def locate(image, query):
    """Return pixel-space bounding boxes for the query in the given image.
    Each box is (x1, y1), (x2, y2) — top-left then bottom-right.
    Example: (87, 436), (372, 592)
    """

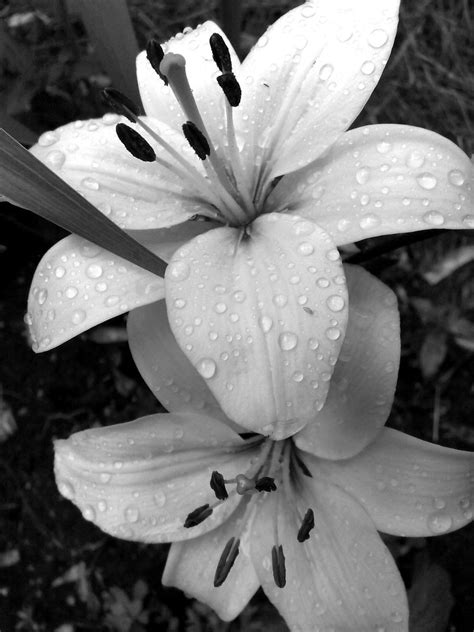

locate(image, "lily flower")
(26, 0), (474, 438)
(54, 266), (474, 631)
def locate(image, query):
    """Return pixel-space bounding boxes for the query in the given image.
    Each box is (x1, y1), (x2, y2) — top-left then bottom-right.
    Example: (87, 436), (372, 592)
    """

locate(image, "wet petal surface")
(165, 213), (348, 439)
(315, 428), (474, 537)
(55, 412), (255, 543)
(295, 265), (400, 459)
(270, 125), (474, 244)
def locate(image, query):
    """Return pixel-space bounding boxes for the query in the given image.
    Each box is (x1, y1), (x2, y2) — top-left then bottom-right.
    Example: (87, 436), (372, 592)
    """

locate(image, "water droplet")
(214, 302), (227, 314)
(54, 266), (66, 278)
(273, 293), (288, 307)
(65, 286), (78, 299)
(98, 500), (108, 512)
(423, 211), (445, 226)
(58, 480), (75, 499)
(292, 371), (304, 383)
(174, 298), (186, 309)
(326, 327), (341, 340)
(416, 173), (437, 190)
(427, 511), (453, 534)
(86, 263), (103, 279)
(298, 241), (314, 256)
(279, 331), (298, 351)
(355, 167), (370, 184)
(45, 150), (66, 169)
(168, 260), (190, 281)
(319, 64), (334, 81)
(82, 505), (96, 521)
(37, 288), (48, 305)
(293, 220), (315, 236)
(232, 290), (246, 303)
(81, 177), (100, 191)
(463, 215), (474, 228)
(390, 612), (403, 623)
(71, 309), (86, 325)
(38, 131), (59, 147)
(359, 214), (381, 229)
(326, 249), (340, 261)
(376, 141), (391, 154)
(105, 295), (119, 307)
(154, 490), (166, 507)
(448, 169), (465, 186)
(125, 505), (140, 523)
(259, 315), (273, 333)
(196, 357), (217, 379)
(361, 60), (375, 75)
(326, 295), (345, 312)
(406, 150), (425, 169)
(368, 28), (388, 48)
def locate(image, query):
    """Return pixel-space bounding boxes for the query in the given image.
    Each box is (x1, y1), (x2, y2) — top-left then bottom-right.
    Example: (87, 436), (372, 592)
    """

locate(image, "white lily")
(27, 0), (474, 438)
(55, 266), (474, 632)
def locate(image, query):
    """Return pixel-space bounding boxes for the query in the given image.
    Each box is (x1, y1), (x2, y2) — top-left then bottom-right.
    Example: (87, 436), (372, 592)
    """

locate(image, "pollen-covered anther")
(214, 536), (240, 587)
(297, 508), (315, 543)
(254, 476), (277, 492)
(184, 503), (213, 528)
(210, 470), (228, 500)
(271, 544), (286, 588)
(115, 123), (156, 162)
(101, 88), (139, 123)
(182, 121), (211, 160)
(209, 33), (233, 73)
(217, 72), (242, 107)
(146, 38), (168, 85)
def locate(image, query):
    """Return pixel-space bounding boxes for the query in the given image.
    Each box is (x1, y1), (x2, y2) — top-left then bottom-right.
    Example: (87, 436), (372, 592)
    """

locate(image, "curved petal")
(295, 265), (400, 459)
(128, 300), (242, 430)
(269, 125), (474, 245)
(137, 21), (240, 142)
(165, 213), (348, 439)
(236, 0), (399, 182)
(314, 428), (474, 537)
(54, 412), (257, 543)
(163, 499), (259, 622)
(31, 115), (211, 229)
(28, 221), (211, 352)
(251, 479), (408, 631)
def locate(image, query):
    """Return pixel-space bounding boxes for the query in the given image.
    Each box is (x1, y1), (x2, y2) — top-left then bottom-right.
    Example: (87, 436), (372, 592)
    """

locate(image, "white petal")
(251, 479), (408, 631)
(55, 412), (257, 542)
(137, 22), (240, 140)
(32, 116), (211, 229)
(295, 265), (400, 459)
(315, 428), (474, 537)
(163, 499), (259, 621)
(165, 213), (348, 439)
(236, 0), (399, 182)
(28, 221), (211, 351)
(269, 124), (474, 243)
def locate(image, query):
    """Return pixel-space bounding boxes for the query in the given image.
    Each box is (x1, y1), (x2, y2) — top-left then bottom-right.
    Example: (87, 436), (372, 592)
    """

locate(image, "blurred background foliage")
(0, 0), (473, 630)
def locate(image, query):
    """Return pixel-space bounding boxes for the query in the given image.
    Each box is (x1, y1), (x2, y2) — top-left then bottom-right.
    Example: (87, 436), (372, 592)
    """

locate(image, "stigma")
(183, 437), (315, 589)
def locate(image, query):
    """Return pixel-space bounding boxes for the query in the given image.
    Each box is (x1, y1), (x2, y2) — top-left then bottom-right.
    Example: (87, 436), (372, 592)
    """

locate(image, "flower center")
(103, 33), (261, 228)
(184, 436), (315, 589)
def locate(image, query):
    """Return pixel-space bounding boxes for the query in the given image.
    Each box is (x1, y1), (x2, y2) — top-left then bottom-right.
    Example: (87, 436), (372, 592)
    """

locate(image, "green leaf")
(0, 130), (166, 277)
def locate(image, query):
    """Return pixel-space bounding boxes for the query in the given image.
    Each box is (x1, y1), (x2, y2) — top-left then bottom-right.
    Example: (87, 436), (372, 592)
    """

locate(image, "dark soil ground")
(0, 1), (473, 630)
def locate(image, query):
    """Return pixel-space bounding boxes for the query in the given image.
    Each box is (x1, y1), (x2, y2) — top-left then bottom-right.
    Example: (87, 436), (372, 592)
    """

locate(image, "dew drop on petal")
(174, 298), (186, 309)
(71, 309), (86, 325)
(65, 286), (78, 299)
(416, 173), (437, 190)
(423, 211), (445, 226)
(273, 293), (288, 307)
(45, 150), (66, 169)
(406, 150), (425, 169)
(81, 177), (100, 191)
(259, 315), (273, 333)
(54, 266), (66, 279)
(196, 357), (217, 379)
(154, 490), (166, 507)
(361, 61), (376, 75)
(359, 214), (381, 229)
(279, 331), (298, 351)
(368, 28), (389, 48)
(82, 505), (96, 521)
(427, 511), (453, 534)
(319, 64), (333, 81)
(326, 295), (345, 312)
(325, 327), (341, 341)
(298, 241), (314, 256)
(355, 167), (370, 184)
(58, 480), (75, 499)
(86, 263), (103, 279)
(448, 169), (465, 186)
(125, 506), (140, 523)
(168, 260), (190, 281)
(38, 131), (59, 147)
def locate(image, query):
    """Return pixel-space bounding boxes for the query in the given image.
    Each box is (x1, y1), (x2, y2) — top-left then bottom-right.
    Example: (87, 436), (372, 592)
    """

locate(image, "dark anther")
(214, 537), (240, 587)
(182, 121), (211, 160)
(271, 545), (286, 588)
(146, 39), (168, 85)
(184, 503), (213, 528)
(294, 452), (312, 478)
(297, 508), (315, 543)
(217, 73), (241, 107)
(115, 123), (156, 162)
(255, 476), (277, 493)
(210, 470), (228, 501)
(102, 88), (139, 123)
(209, 33), (232, 73)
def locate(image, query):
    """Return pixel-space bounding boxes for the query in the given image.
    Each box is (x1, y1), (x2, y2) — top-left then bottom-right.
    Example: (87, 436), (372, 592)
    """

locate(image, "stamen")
(115, 123), (156, 162)
(210, 471), (228, 501)
(182, 121), (210, 160)
(209, 33), (233, 73)
(102, 88), (140, 123)
(297, 508), (315, 543)
(255, 476), (277, 492)
(146, 39), (168, 85)
(214, 537), (240, 587)
(234, 473), (257, 495)
(294, 451), (312, 478)
(184, 503), (213, 528)
(217, 73), (241, 107)
(271, 544), (286, 588)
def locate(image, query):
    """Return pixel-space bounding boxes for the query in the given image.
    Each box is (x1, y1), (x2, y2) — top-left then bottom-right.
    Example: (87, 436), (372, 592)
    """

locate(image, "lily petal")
(28, 221), (212, 352)
(251, 479), (408, 631)
(54, 412), (256, 542)
(163, 499), (259, 622)
(315, 428), (474, 537)
(270, 124), (474, 245)
(128, 299), (239, 428)
(165, 213), (348, 439)
(137, 22), (240, 141)
(236, 0), (399, 182)
(31, 116), (210, 229)
(295, 265), (400, 459)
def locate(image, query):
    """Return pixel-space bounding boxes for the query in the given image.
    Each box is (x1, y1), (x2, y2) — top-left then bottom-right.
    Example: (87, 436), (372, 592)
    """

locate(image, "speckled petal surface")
(314, 428), (474, 537)
(251, 479), (408, 632)
(165, 213), (348, 439)
(295, 265), (400, 459)
(269, 125), (474, 245)
(54, 412), (256, 543)
(235, 0), (399, 183)
(163, 499), (260, 622)
(31, 115), (212, 229)
(28, 221), (213, 352)
(128, 300), (239, 428)
(137, 21), (240, 143)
